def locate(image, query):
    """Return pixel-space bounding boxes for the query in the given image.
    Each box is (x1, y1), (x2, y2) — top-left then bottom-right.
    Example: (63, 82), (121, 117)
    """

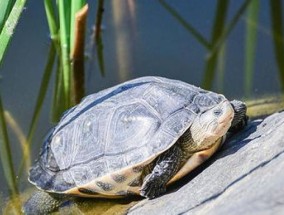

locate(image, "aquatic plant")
(0, 0), (27, 199)
(0, 0), (27, 66)
(159, 0), (256, 92)
(44, 0), (88, 118)
(0, 96), (18, 196)
(270, 0), (284, 91)
(245, 0), (259, 96)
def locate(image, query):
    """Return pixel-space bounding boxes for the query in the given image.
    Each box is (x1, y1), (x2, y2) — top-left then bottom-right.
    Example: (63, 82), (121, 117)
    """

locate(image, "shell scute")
(106, 102), (161, 154)
(105, 156), (127, 173)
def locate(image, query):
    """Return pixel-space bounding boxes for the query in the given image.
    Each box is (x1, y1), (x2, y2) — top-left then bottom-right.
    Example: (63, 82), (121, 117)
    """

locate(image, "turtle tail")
(22, 191), (66, 215)
(229, 100), (248, 132)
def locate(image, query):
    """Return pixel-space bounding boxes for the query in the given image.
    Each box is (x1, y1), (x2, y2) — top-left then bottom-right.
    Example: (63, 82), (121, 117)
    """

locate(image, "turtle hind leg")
(22, 190), (66, 214)
(140, 145), (183, 199)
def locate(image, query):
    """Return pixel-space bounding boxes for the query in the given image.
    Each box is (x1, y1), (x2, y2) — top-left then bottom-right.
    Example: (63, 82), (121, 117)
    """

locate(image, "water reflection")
(92, 0), (105, 76)
(244, 0), (259, 96)
(112, 0), (136, 81)
(270, 0), (284, 91)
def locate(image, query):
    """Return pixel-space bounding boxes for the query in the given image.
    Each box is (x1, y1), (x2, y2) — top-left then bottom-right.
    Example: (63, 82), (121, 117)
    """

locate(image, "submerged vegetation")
(0, 0), (284, 213)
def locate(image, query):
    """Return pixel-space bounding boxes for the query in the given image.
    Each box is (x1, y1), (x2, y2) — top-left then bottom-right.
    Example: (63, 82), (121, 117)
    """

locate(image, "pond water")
(0, 0), (284, 214)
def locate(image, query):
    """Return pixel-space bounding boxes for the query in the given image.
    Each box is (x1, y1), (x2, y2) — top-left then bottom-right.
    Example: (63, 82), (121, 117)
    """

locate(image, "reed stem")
(58, 0), (71, 108)
(0, 0), (27, 66)
(0, 96), (18, 196)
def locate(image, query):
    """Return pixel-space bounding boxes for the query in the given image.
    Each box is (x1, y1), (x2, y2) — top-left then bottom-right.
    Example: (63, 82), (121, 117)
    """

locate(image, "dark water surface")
(0, 0), (284, 213)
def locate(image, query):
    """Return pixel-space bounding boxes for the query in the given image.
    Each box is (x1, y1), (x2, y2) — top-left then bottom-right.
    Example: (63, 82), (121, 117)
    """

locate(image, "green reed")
(44, 0), (87, 120)
(202, 0), (229, 89)
(0, 0), (26, 198)
(159, 0), (253, 91)
(270, 0), (284, 91)
(17, 43), (57, 177)
(44, 0), (58, 41)
(0, 0), (90, 191)
(158, 0), (210, 49)
(0, 0), (27, 66)
(42, 0), (104, 121)
(94, 0), (105, 76)
(58, 0), (72, 108)
(203, 0), (253, 90)
(245, 0), (259, 97)
(216, 42), (227, 92)
(0, 0), (15, 32)
(0, 96), (18, 196)
(19, 0), (92, 175)
(94, 31), (105, 77)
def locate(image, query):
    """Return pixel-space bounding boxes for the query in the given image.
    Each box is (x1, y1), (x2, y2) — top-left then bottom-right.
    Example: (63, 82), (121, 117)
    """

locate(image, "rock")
(127, 111), (284, 215)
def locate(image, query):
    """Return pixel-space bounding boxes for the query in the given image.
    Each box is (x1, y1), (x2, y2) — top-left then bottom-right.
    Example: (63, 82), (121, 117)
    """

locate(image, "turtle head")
(191, 100), (234, 149)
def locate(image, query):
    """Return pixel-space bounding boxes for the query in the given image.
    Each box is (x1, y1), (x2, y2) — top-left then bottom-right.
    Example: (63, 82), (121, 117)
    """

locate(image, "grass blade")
(58, 0), (71, 108)
(51, 58), (66, 122)
(18, 42), (56, 176)
(245, 0), (259, 97)
(44, 0), (58, 41)
(92, 0), (105, 76)
(158, 0), (211, 49)
(94, 0), (104, 41)
(0, 95), (18, 196)
(270, 0), (284, 90)
(26, 43), (56, 146)
(216, 42), (227, 92)
(4, 111), (29, 172)
(96, 34), (105, 76)
(0, 0), (15, 32)
(209, 0), (252, 57)
(202, 0), (229, 89)
(0, 0), (27, 66)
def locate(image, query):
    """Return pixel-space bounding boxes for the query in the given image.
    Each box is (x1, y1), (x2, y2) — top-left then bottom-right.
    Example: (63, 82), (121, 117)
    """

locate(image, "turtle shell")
(29, 76), (226, 196)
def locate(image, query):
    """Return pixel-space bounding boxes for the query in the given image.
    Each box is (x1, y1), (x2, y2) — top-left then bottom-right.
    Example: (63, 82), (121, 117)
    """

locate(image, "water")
(0, 0), (284, 213)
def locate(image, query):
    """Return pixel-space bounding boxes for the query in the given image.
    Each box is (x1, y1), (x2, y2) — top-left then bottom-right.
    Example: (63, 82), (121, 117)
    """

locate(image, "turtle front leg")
(140, 145), (183, 199)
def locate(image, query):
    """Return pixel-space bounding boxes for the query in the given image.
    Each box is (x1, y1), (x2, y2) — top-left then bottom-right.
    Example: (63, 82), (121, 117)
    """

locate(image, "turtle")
(23, 76), (248, 214)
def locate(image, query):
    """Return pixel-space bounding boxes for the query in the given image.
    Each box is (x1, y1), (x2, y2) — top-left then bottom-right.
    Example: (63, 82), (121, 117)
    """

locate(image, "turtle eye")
(213, 109), (222, 116)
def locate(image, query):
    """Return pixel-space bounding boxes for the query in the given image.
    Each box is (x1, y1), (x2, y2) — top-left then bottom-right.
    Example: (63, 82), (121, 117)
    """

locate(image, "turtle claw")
(140, 175), (166, 199)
